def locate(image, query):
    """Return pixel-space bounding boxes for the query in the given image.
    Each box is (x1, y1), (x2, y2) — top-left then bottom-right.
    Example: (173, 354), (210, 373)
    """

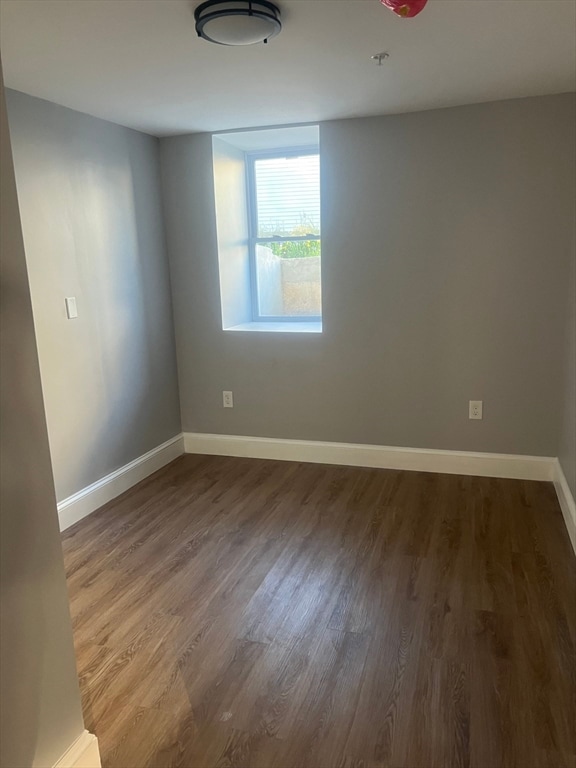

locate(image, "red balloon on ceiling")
(380, 0), (428, 18)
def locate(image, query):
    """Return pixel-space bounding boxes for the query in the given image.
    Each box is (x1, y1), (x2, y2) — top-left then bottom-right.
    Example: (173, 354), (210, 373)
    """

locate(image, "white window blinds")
(253, 154), (321, 239)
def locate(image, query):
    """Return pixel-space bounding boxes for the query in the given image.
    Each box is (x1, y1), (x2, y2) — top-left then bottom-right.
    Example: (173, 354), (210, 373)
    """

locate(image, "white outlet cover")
(469, 400), (483, 420)
(223, 391), (234, 408)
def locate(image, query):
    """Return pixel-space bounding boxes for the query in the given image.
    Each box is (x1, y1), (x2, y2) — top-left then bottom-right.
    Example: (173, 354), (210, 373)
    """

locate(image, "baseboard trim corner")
(53, 731), (101, 768)
(183, 432), (555, 482)
(57, 434), (184, 531)
(554, 459), (576, 555)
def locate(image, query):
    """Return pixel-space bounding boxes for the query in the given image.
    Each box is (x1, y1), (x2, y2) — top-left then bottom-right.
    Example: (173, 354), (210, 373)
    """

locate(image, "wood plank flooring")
(62, 455), (576, 768)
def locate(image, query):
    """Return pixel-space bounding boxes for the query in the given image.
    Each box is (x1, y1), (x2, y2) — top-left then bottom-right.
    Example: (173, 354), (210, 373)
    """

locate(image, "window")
(212, 126), (322, 333)
(247, 150), (321, 321)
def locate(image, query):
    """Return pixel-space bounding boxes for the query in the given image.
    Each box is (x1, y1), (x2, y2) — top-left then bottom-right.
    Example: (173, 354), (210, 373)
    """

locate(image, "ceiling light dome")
(194, 1), (282, 46)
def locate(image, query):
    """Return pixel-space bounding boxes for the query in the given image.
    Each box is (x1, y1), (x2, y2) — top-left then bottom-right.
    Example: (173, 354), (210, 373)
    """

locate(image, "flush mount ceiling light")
(194, 0), (282, 46)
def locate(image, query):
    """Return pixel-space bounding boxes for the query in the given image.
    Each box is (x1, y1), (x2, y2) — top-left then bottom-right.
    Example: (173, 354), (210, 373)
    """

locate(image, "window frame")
(246, 147), (322, 323)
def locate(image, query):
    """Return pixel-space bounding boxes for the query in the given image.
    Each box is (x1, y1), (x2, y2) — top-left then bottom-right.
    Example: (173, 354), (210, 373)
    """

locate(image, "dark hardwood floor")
(62, 455), (576, 768)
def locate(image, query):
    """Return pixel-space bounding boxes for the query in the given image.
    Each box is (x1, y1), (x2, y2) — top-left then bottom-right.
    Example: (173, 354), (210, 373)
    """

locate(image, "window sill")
(225, 321), (322, 334)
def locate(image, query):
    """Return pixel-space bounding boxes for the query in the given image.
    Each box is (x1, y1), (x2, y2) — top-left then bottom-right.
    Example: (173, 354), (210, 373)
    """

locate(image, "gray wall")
(6, 90), (181, 502)
(558, 220), (576, 496)
(160, 95), (575, 457)
(1, 69), (85, 768)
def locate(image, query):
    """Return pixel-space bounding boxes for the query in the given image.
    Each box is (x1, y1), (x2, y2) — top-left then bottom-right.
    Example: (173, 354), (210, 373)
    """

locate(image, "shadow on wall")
(1, 259), (45, 767)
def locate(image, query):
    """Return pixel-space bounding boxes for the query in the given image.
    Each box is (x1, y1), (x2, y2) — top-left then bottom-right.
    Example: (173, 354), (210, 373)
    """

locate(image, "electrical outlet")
(223, 391), (234, 409)
(469, 400), (483, 420)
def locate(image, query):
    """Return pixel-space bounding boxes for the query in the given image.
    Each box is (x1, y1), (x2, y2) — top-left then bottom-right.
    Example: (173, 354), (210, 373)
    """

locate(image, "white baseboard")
(53, 731), (101, 768)
(57, 434), (184, 531)
(554, 459), (576, 555)
(183, 432), (555, 482)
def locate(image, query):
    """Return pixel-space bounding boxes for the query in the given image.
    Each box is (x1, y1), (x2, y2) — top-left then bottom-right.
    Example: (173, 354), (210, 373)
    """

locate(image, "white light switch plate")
(65, 297), (78, 319)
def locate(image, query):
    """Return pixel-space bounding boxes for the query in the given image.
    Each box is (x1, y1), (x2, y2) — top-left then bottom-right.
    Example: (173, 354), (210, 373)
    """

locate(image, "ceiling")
(1, 0), (575, 136)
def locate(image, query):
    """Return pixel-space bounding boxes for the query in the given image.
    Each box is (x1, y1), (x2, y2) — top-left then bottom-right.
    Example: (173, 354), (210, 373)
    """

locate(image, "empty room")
(0, 1), (575, 767)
